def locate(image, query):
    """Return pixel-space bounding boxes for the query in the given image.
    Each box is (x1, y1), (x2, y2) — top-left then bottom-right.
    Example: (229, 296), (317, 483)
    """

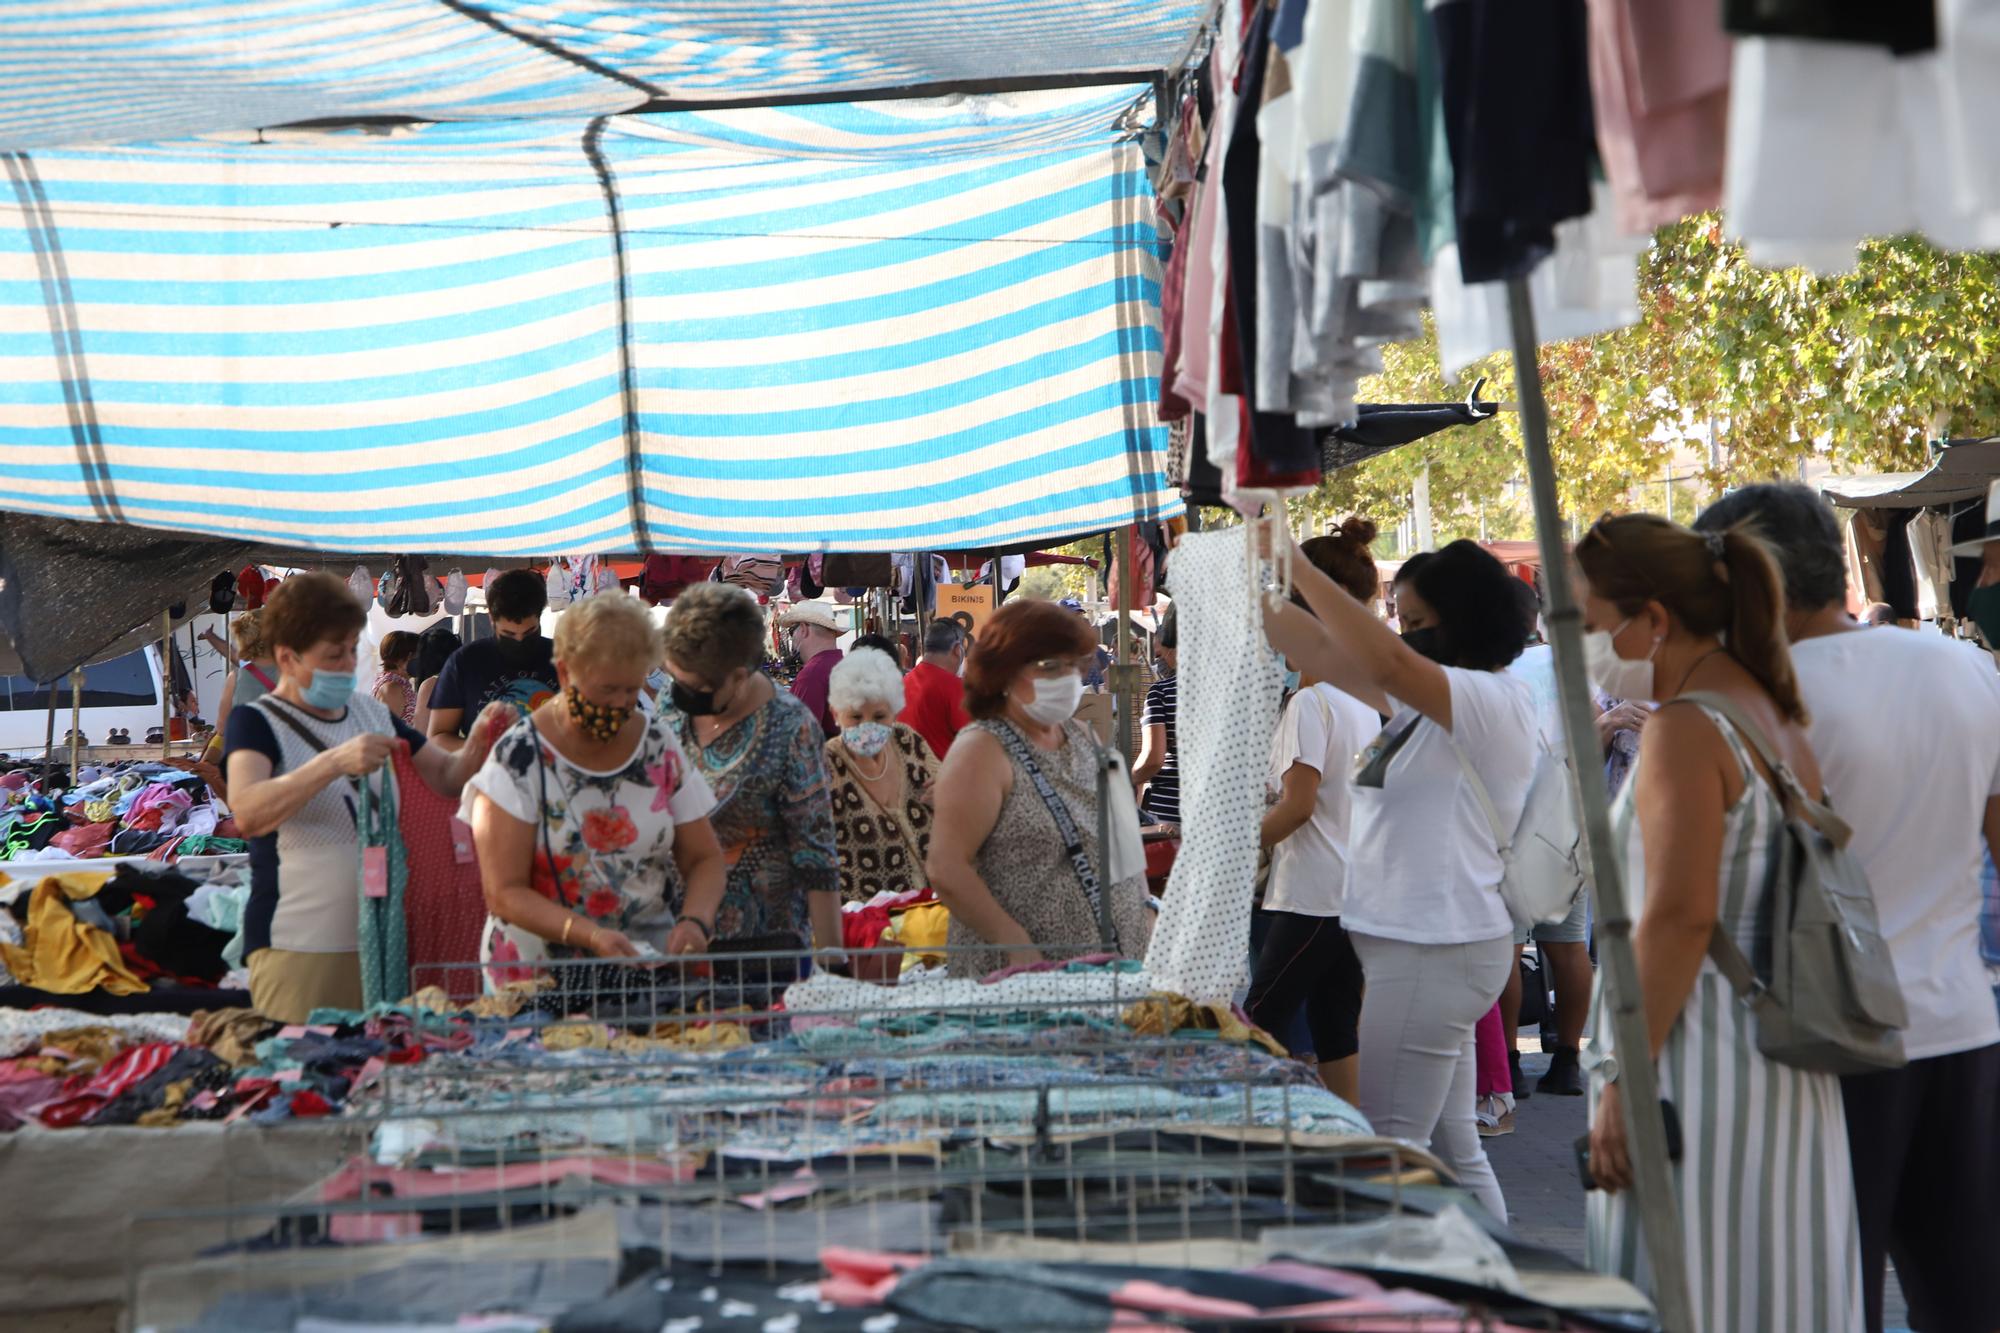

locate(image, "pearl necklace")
(845, 744), (892, 783)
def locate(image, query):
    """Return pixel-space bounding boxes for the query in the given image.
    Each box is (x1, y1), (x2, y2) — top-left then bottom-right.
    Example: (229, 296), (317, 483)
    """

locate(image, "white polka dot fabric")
(1143, 528), (1283, 1002)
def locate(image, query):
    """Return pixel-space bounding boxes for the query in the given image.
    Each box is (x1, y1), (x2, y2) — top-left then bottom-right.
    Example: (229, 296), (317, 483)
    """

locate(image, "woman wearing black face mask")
(463, 592), (728, 990)
(660, 584), (843, 959)
(1264, 537), (1536, 1224)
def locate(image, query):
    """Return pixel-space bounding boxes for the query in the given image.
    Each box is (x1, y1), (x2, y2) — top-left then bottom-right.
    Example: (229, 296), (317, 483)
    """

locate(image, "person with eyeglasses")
(658, 584), (842, 959)
(926, 599), (1153, 979)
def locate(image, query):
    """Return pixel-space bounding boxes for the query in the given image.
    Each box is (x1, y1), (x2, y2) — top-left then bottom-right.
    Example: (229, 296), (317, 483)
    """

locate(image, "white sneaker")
(1475, 1093), (1515, 1137)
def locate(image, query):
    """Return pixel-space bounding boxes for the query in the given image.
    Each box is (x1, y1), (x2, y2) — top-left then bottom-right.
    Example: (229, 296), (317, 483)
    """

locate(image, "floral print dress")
(461, 714), (715, 981)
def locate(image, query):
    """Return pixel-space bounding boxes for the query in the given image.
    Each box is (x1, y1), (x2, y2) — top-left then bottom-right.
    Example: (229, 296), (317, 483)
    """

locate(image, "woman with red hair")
(925, 599), (1153, 977)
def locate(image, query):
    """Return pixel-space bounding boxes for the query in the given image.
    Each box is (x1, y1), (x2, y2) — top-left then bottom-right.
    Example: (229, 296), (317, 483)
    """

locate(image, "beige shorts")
(248, 948), (363, 1024)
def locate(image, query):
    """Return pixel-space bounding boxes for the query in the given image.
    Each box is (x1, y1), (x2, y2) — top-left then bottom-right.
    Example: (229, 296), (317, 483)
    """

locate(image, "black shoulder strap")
(990, 722), (1102, 917)
(526, 718), (567, 932)
(256, 695), (332, 753)
(255, 696), (357, 825)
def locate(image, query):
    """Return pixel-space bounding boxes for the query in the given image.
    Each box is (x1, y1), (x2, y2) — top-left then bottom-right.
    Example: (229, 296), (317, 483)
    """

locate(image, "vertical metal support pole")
(161, 611), (174, 759)
(1507, 277), (1693, 1333)
(42, 685), (57, 767)
(1115, 525), (1137, 762)
(1093, 746), (1116, 951)
(68, 668), (83, 787)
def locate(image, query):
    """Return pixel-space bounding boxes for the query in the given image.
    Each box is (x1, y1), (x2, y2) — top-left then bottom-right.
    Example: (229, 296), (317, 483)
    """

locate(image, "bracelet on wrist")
(683, 915), (713, 941)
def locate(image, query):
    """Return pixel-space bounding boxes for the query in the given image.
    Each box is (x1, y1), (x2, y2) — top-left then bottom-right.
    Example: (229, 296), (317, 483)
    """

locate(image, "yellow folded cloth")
(0, 872), (147, 996)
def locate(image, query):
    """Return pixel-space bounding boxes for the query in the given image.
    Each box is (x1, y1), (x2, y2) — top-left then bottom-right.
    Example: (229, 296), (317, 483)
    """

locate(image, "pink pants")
(1475, 1003), (1512, 1097)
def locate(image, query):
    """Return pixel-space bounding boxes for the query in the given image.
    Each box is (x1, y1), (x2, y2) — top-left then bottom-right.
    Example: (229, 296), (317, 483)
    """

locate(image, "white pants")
(1351, 931), (1515, 1221)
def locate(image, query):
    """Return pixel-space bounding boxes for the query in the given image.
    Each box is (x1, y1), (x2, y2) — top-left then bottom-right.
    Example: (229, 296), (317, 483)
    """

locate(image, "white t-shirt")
(1264, 683), (1382, 917)
(1508, 642), (1564, 746)
(1342, 668), (1538, 945)
(1791, 628), (2000, 1060)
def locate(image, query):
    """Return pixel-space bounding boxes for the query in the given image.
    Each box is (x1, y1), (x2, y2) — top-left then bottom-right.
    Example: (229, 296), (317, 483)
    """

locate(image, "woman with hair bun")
(1573, 513), (1860, 1332)
(1265, 532), (1536, 1222)
(925, 599), (1153, 978)
(1244, 517), (1385, 1105)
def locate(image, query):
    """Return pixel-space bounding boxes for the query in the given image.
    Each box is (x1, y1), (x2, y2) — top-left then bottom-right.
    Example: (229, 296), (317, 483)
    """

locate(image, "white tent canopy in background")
(0, 3), (1202, 557)
(0, 0), (1209, 147)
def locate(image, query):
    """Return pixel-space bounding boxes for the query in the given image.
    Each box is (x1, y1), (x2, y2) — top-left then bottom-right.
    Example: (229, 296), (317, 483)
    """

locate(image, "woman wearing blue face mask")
(824, 647), (938, 904)
(224, 572), (511, 1022)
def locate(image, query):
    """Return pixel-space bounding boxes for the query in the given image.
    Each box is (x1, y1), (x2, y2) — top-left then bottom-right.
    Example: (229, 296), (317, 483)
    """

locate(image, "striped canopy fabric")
(0, 1), (1207, 150)
(0, 88), (1174, 555)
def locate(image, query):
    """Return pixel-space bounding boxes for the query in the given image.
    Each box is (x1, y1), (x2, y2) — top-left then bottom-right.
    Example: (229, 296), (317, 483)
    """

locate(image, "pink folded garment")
(313, 1154), (696, 1202)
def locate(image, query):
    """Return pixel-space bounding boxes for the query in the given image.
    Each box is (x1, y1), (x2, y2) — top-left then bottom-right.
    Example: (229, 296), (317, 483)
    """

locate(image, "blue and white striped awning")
(1, 87), (1174, 555)
(0, 0), (1207, 150)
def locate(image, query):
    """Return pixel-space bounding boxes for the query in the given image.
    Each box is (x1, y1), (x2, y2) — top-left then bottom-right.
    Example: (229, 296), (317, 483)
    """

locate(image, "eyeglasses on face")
(1025, 656), (1090, 678)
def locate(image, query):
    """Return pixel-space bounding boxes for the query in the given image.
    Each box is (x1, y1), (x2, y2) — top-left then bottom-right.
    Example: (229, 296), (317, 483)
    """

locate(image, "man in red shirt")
(898, 620), (970, 757)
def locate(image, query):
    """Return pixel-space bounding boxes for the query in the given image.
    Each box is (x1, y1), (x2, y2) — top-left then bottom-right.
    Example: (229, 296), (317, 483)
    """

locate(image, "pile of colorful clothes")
(0, 865), (251, 1013)
(154, 1169), (1657, 1331)
(0, 961), (1359, 1147)
(0, 762), (242, 862)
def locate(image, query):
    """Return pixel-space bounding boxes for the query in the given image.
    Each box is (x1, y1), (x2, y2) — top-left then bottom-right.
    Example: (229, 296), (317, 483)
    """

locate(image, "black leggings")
(1244, 911), (1364, 1061)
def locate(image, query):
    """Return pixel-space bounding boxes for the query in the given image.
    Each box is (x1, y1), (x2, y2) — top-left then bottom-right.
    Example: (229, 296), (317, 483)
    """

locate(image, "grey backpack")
(1681, 691), (1908, 1075)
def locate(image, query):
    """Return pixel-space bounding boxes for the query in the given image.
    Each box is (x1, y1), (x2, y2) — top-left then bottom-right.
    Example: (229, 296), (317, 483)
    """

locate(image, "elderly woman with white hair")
(824, 646), (940, 903)
(464, 591), (728, 981)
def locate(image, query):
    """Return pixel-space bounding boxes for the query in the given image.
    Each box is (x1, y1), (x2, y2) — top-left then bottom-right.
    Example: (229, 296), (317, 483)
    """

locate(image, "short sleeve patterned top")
(665, 691), (839, 946)
(462, 715), (715, 970)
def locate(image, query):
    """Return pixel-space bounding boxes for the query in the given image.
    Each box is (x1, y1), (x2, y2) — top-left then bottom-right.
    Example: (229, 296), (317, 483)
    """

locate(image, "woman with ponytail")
(1573, 513), (1861, 1332)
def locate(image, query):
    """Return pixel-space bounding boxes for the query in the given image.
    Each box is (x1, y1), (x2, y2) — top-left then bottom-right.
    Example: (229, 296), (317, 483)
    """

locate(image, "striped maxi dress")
(1585, 704), (1862, 1333)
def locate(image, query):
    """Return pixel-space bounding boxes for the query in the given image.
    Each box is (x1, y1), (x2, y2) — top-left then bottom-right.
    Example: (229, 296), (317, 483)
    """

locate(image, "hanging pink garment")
(1586, 0), (1729, 233)
(393, 748), (486, 1000)
(1475, 1002), (1512, 1097)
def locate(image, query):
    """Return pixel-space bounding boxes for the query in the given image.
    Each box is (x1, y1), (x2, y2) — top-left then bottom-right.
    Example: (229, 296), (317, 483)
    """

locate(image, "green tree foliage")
(1298, 216), (2000, 541)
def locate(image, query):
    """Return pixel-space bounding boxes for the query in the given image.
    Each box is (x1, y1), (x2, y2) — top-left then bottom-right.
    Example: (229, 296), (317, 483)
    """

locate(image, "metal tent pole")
(68, 669), (83, 787)
(161, 611), (174, 760)
(1505, 277), (1694, 1333)
(1115, 525), (1137, 763)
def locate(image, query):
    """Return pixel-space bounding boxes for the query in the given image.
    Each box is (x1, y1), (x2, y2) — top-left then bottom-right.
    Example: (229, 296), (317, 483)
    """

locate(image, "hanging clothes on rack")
(1722, 15), (2000, 275)
(1429, 0), (1596, 284)
(1586, 0), (1730, 234)
(1910, 509), (1957, 622)
(1723, 0), (1937, 54)
(1224, 0), (1318, 491)
(1143, 526), (1282, 1002)
(1198, 0), (1250, 506)
(1286, 0), (1437, 429)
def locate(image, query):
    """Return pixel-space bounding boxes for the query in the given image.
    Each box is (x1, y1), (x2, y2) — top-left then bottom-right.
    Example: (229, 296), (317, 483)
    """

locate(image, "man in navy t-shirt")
(427, 569), (559, 750)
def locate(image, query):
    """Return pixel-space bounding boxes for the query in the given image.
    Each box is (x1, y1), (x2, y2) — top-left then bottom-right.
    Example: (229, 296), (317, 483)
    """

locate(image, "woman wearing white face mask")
(1574, 514), (1861, 1333)
(824, 647), (939, 903)
(927, 599), (1154, 977)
